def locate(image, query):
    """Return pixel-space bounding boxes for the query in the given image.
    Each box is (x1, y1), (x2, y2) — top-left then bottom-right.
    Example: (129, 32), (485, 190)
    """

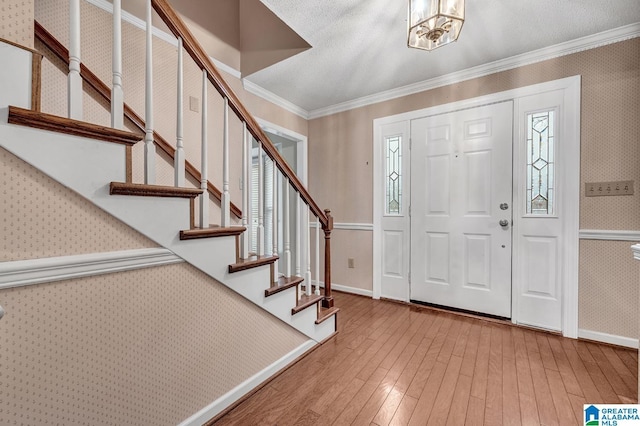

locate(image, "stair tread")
(265, 276), (303, 297)
(292, 293), (323, 315)
(316, 306), (340, 324)
(8, 106), (142, 146)
(110, 182), (202, 198)
(228, 255), (279, 273)
(180, 226), (246, 240)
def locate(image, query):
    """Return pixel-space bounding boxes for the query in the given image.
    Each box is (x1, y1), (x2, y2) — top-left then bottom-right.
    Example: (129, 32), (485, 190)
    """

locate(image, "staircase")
(0, 0), (338, 344)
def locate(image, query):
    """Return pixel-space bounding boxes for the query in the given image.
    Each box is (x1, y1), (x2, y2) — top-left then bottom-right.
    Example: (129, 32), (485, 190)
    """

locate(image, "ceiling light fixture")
(408, 0), (465, 51)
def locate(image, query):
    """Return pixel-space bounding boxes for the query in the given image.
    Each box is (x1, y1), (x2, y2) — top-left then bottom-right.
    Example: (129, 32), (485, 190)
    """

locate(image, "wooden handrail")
(151, 0), (328, 229)
(34, 20), (242, 219)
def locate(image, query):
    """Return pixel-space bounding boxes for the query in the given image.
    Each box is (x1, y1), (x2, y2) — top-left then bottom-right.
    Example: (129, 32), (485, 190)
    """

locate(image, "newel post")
(322, 209), (334, 308)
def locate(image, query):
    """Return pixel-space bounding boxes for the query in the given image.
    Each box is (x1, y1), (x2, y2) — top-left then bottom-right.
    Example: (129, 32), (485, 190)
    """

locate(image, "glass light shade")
(408, 0), (465, 51)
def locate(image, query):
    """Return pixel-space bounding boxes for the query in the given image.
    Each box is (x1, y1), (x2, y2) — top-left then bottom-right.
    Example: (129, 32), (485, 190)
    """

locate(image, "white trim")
(309, 222), (373, 231)
(0, 248), (183, 289)
(373, 76), (581, 338)
(332, 283), (373, 297)
(312, 281), (373, 298)
(178, 339), (316, 426)
(86, 0), (177, 46)
(244, 80), (309, 120)
(212, 57), (241, 80)
(578, 329), (638, 349)
(579, 229), (640, 241)
(308, 24), (640, 119)
(562, 77), (582, 339)
(633, 244), (640, 261)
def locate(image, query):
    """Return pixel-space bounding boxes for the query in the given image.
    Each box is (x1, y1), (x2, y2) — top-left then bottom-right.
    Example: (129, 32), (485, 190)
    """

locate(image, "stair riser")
(0, 42), (33, 111)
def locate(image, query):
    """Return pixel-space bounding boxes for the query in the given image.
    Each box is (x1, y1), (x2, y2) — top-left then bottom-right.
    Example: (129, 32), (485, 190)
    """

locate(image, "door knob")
(499, 219), (509, 227)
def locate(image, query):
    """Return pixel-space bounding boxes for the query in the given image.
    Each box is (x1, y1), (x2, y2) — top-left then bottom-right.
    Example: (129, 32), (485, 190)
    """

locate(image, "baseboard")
(578, 329), (638, 349)
(0, 248), (183, 289)
(178, 339), (316, 426)
(311, 280), (372, 297)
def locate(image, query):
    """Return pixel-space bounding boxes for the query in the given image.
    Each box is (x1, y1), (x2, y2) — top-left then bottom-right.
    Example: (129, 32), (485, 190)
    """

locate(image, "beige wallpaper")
(0, 0), (33, 48)
(0, 262), (308, 424)
(579, 240), (638, 339)
(0, 147), (157, 261)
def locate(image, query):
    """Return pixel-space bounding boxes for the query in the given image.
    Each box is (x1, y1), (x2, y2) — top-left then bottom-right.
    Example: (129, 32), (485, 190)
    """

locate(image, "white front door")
(410, 101), (514, 318)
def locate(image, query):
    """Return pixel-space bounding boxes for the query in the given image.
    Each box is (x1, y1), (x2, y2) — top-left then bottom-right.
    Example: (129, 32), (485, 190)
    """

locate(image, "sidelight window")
(385, 135), (402, 215)
(526, 110), (555, 215)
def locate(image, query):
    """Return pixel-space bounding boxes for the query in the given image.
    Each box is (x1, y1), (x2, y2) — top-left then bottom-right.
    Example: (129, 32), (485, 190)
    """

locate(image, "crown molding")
(83, 0), (639, 122)
(307, 23), (640, 119)
(242, 79), (309, 119)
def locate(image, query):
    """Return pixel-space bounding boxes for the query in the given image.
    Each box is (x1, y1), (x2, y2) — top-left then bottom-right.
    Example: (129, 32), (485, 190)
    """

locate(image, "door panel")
(410, 101), (513, 318)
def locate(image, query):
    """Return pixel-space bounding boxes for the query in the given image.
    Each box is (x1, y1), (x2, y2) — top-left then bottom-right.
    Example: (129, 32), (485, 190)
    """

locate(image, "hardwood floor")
(213, 292), (638, 425)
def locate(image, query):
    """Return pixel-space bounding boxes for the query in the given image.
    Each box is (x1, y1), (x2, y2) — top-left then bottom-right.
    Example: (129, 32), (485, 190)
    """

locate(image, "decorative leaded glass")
(526, 111), (555, 215)
(385, 136), (402, 215)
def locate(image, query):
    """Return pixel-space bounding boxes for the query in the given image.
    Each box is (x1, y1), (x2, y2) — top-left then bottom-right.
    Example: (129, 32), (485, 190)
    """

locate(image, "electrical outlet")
(189, 96), (199, 112)
(348, 258), (355, 268)
(585, 180), (634, 197)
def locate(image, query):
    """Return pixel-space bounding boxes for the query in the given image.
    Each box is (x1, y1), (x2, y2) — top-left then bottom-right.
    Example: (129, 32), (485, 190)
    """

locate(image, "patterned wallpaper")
(579, 240), (638, 339)
(0, 263), (308, 424)
(0, 147), (157, 261)
(0, 0), (33, 48)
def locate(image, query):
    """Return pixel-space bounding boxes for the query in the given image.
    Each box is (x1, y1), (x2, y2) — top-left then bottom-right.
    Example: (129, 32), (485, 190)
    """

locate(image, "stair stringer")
(0, 119), (335, 342)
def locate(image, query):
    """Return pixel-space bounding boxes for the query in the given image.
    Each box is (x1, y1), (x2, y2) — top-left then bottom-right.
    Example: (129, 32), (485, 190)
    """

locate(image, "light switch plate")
(585, 180), (634, 197)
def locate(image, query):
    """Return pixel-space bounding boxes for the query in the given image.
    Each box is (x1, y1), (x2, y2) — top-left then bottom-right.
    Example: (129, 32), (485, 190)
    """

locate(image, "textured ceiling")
(244, 0), (640, 113)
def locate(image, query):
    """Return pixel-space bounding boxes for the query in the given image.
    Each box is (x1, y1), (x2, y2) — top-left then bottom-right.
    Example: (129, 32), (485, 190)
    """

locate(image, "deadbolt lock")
(500, 203), (509, 210)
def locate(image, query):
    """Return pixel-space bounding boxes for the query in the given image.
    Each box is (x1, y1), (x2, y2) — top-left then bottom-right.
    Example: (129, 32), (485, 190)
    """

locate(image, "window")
(526, 110), (555, 215)
(385, 135), (402, 215)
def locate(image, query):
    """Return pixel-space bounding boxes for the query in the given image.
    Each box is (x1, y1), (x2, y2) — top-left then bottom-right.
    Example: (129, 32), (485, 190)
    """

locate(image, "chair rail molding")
(579, 229), (640, 241)
(309, 222), (373, 231)
(0, 248), (183, 289)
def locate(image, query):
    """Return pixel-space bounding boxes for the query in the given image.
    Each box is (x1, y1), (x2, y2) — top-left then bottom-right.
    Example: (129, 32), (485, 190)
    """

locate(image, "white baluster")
(305, 206), (312, 296)
(295, 196), (301, 299)
(241, 122), (250, 259)
(143, 0), (155, 184)
(257, 146), (264, 256)
(272, 164), (279, 282)
(68, 0), (82, 120)
(283, 179), (291, 277)
(174, 37), (185, 187)
(221, 98), (230, 226)
(111, 0), (123, 129)
(199, 70), (208, 228)
(294, 198), (302, 277)
(315, 217), (320, 295)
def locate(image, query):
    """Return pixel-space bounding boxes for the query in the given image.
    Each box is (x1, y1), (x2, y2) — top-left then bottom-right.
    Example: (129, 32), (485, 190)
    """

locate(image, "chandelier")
(408, 0), (465, 51)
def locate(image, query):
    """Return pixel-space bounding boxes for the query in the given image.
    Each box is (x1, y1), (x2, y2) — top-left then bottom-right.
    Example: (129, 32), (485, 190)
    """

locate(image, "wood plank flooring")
(213, 292), (638, 425)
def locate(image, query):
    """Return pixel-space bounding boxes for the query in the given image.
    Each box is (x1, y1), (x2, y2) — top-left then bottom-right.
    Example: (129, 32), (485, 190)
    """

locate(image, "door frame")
(256, 117), (310, 277)
(373, 76), (581, 337)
